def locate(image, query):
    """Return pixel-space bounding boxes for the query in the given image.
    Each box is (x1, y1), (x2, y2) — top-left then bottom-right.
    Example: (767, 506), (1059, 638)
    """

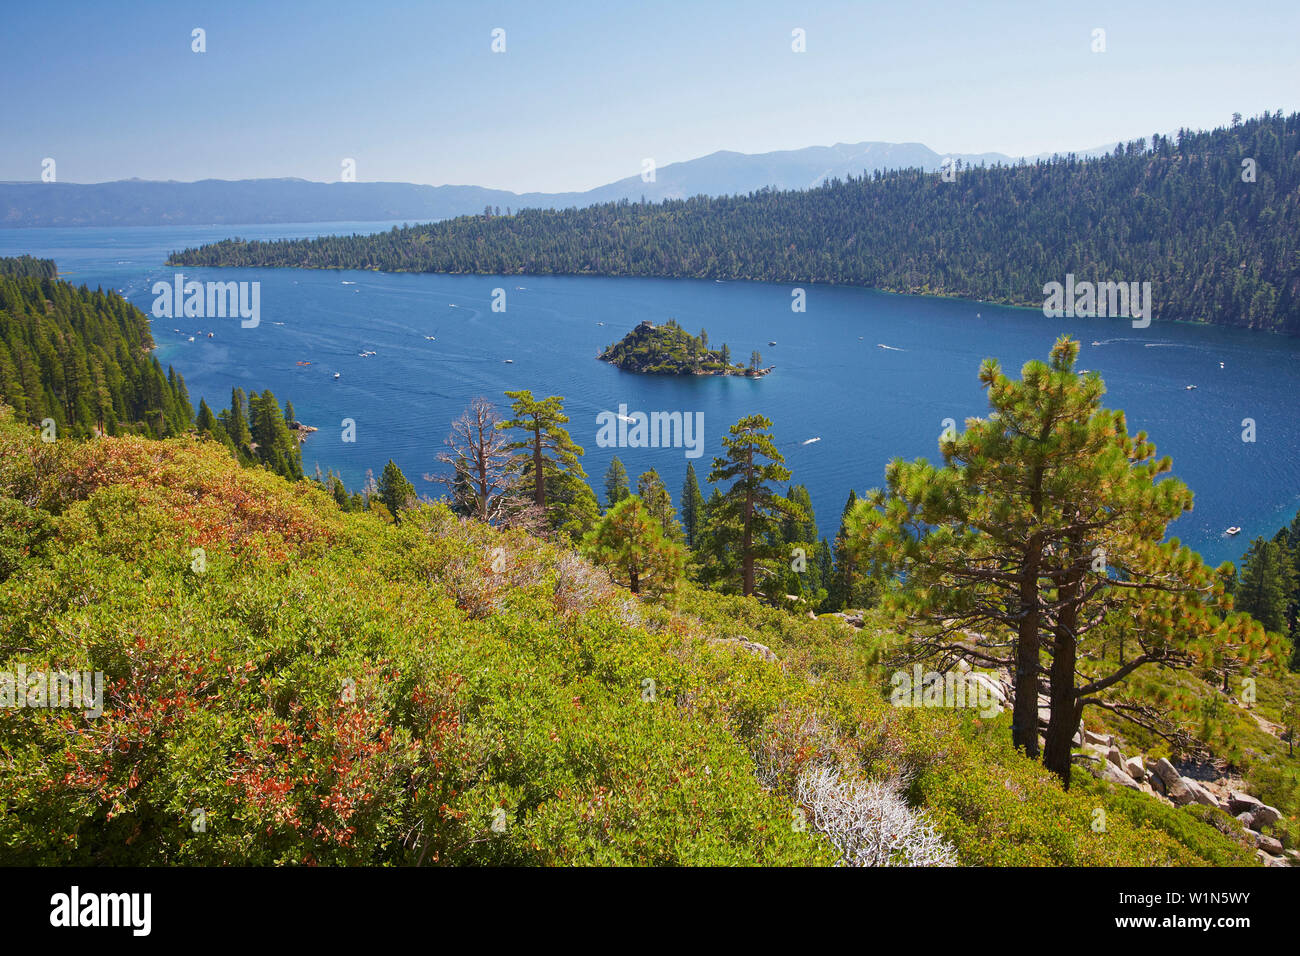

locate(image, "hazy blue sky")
(3, 0), (1297, 191)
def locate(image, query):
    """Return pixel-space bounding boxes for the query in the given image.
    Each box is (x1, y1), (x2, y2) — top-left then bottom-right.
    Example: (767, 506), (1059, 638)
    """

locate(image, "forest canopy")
(170, 112), (1300, 332)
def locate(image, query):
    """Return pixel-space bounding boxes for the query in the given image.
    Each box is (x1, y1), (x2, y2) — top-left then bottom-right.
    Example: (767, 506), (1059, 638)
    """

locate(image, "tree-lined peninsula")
(169, 113), (1300, 332)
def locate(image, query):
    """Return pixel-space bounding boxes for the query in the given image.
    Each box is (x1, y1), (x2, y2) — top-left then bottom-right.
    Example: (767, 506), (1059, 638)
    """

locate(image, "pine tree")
(499, 390), (586, 515)
(851, 336), (1282, 785)
(707, 414), (801, 597)
(222, 387), (252, 460)
(770, 484), (824, 608)
(603, 457), (631, 508)
(1236, 537), (1296, 634)
(543, 468), (602, 541)
(828, 490), (875, 611)
(581, 495), (684, 596)
(693, 487), (736, 589)
(376, 459), (416, 525)
(195, 398), (218, 435)
(636, 468), (682, 542)
(680, 462), (706, 549)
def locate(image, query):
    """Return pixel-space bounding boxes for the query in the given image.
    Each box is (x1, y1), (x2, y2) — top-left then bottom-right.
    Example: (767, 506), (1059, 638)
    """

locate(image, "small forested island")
(599, 320), (771, 376)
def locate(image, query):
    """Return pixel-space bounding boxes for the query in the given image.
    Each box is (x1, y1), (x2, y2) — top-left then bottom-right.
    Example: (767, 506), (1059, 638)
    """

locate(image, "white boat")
(187, 336), (195, 342)
(1185, 384), (1197, 390)
(1226, 526), (1241, 535)
(1219, 362), (1225, 369)
(504, 359), (514, 364)
(334, 372), (341, 379)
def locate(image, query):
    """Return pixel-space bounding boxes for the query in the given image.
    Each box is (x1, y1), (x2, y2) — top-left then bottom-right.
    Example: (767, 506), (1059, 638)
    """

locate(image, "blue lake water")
(3, 222), (1299, 568)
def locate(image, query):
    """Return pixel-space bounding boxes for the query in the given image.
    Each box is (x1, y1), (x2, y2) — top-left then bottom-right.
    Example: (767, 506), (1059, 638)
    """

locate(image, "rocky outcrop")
(710, 636), (779, 664)
(1101, 761), (1141, 791)
(1228, 791), (1264, 815)
(1073, 743), (1289, 864)
(1252, 804), (1282, 830)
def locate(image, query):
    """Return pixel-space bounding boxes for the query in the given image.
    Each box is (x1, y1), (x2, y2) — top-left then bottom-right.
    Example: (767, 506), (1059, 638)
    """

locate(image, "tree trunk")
(741, 448), (755, 596)
(1012, 614), (1041, 759)
(1044, 552), (1087, 786)
(741, 520), (754, 595)
(532, 422), (545, 509)
(1011, 539), (1042, 758)
(1042, 632), (1080, 787)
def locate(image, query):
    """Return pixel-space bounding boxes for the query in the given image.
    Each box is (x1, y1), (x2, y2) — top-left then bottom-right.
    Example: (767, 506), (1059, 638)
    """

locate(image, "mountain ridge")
(0, 139), (1113, 228)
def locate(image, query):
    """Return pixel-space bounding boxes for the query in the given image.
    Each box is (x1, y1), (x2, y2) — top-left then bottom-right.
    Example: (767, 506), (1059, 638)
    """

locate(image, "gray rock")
(1083, 730), (1111, 747)
(1252, 804), (1283, 830)
(1153, 758), (1192, 804)
(1148, 771), (1167, 796)
(1106, 746), (1126, 769)
(1182, 777), (1220, 808)
(1124, 756), (1146, 780)
(711, 637), (779, 664)
(1256, 833), (1284, 855)
(1228, 791), (1265, 815)
(1102, 761), (1141, 791)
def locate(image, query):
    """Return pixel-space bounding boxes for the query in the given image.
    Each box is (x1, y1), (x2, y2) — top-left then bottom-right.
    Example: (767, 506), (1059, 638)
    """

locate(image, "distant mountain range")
(0, 141), (1114, 228)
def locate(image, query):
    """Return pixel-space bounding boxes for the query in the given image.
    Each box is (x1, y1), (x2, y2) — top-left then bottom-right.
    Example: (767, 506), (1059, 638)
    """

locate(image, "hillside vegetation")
(0, 259), (192, 439)
(0, 406), (1282, 866)
(170, 113), (1300, 331)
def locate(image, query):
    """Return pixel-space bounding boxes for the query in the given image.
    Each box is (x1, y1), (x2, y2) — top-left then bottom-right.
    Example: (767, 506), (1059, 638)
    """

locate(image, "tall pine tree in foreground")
(851, 336), (1282, 786)
(708, 414), (801, 597)
(499, 390), (586, 513)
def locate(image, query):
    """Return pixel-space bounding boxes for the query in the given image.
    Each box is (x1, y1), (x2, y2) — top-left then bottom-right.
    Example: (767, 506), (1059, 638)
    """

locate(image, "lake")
(4, 221), (1299, 568)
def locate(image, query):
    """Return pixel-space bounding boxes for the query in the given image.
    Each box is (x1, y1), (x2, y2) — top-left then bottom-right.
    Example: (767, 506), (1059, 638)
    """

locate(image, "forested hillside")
(0, 256), (58, 279)
(0, 404), (1282, 866)
(0, 261), (192, 438)
(0, 259), (307, 481)
(171, 112), (1300, 332)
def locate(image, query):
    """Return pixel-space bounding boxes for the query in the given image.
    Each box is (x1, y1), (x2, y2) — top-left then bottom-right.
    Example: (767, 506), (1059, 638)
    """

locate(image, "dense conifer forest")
(171, 113), (1300, 331)
(0, 258), (191, 438)
(0, 259), (302, 478)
